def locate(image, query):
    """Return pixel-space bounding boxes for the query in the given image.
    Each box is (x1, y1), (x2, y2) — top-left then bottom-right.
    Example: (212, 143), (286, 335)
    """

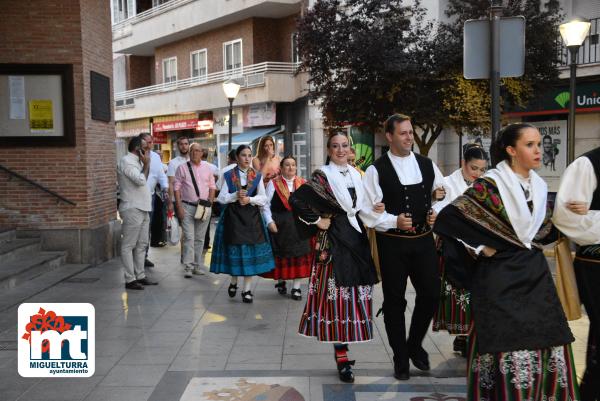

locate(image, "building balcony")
(112, 0), (302, 55)
(114, 61), (307, 121)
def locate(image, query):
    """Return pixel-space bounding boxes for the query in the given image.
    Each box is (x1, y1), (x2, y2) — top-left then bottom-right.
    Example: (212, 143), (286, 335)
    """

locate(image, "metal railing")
(114, 61), (301, 107)
(112, 0), (195, 33)
(0, 164), (77, 206)
(558, 17), (600, 66)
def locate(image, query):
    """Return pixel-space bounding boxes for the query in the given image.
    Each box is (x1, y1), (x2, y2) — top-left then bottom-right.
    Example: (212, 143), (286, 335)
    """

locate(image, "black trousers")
(376, 232), (440, 370)
(575, 259), (600, 401)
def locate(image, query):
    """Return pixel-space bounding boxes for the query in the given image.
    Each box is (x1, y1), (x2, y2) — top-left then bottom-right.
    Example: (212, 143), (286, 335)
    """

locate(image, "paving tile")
(99, 364), (169, 387)
(227, 345), (283, 364)
(168, 354), (228, 371)
(119, 345), (181, 366)
(18, 376), (104, 400)
(84, 386), (154, 401)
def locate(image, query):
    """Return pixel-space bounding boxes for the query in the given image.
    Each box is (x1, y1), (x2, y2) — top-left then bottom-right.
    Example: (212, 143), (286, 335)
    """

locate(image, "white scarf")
(320, 163), (364, 233)
(445, 169), (469, 202)
(485, 161), (547, 249)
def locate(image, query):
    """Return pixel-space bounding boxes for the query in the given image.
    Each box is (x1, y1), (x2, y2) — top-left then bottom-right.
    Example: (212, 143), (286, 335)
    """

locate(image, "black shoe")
(337, 361), (355, 383)
(241, 291), (253, 303)
(291, 288), (302, 301)
(275, 281), (287, 295)
(228, 283), (238, 298)
(453, 336), (467, 357)
(125, 281), (144, 290)
(144, 259), (155, 267)
(409, 348), (430, 371)
(393, 366), (410, 381)
(137, 278), (158, 285)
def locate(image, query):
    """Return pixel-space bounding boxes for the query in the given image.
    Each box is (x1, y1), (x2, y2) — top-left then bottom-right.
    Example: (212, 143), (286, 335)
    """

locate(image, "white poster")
(529, 120), (567, 192)
(213, 107), (243, 135)
(243, 102), (276, 127)
(9, 76), (25, 119)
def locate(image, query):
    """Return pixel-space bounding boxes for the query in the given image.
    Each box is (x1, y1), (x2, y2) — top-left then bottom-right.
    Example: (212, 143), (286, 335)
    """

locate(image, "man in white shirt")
(361, 113), (445, 381)
(167, 136), (191, 213)
(553, 146), (600, 400)
(216, 149), (238, 191)
(139, 133), (169, 267)
(117, 136), (158, 290)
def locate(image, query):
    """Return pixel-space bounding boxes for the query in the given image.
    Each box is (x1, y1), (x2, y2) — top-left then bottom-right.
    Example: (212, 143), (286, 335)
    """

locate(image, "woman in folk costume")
(289, 132), (379, 383)
(433, 123), (579, 401)
(261, 155), (312, 300)
(431, 144), (488, 356)
(210, 145), (275, 304)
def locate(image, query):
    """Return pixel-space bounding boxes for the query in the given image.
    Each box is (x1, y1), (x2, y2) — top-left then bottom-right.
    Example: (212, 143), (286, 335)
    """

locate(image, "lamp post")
(559, 18), (591, 163)
(222, 79), (241, 152)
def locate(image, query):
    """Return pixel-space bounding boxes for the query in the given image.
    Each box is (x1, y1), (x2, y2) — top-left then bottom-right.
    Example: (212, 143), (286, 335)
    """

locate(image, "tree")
(298, 0), (563, 155)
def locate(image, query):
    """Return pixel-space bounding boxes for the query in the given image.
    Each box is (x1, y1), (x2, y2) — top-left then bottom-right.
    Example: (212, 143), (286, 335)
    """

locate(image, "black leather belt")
(182, 200), (199, 206)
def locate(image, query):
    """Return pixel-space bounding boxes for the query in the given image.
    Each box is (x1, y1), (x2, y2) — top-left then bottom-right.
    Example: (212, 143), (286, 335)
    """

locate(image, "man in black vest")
(554, 146), (600, 401)
(362, 113), (446, 380)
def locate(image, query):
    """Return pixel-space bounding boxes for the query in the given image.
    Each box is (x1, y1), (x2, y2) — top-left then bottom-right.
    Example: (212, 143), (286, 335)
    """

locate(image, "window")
(223, 39), (243, 73)
(162, 57), (177, 83)
(291, 32), (300, 63)
(190, 49), (207, 79)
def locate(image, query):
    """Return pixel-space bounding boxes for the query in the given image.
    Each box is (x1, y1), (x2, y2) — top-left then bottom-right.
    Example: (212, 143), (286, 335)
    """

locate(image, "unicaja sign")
(18, 303), (95, 377)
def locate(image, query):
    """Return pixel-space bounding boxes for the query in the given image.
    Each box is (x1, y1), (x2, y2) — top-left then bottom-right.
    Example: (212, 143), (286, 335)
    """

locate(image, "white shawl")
(485, 161), (547, 249)
(320, 163), (364, 233)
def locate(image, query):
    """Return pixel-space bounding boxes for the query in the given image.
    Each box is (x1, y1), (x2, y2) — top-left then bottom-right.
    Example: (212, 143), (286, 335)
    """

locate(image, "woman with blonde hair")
(252, 135), (281, 184)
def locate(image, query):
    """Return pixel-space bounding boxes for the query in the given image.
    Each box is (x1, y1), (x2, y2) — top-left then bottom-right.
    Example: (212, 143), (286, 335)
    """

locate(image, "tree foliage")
(297, 0), (563, 155)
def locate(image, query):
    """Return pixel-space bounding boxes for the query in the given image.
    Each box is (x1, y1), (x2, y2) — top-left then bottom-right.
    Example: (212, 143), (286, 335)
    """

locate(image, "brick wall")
(0, 0), (116, 230)
(128, 56), (153, 89)
(253, 15), (298, 64)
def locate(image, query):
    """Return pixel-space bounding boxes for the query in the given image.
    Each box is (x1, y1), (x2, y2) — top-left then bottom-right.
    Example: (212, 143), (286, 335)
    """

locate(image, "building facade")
(111, 0), (320, 176)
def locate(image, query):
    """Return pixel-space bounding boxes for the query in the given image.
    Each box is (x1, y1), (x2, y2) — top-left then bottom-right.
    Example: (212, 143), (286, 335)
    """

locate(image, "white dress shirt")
(217, 167), (267, 207)
(361, 151), (445, 231)
(146, 151), (169, 195)
(262, 176), (296, 225)
(117, 152), (152, 213)
(553, 156), (600, 246)
(167, 155), (189, 178)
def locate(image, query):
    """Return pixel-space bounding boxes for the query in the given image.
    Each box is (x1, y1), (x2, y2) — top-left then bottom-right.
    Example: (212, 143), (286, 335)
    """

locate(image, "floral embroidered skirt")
(298, 237), (374, 343)
(467, 330), (580, 401)
(432, 256), (472, 335)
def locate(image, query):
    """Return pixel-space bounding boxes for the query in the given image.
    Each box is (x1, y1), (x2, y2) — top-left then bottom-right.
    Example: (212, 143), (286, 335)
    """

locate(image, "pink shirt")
(174, 161), (216, 202)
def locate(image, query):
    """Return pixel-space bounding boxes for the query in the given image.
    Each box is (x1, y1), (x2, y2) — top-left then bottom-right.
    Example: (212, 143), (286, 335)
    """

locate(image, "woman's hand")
(566, 201), (589, 215)
(238, 189), (248, 199)
(239, 196), (251, 206)
(268, 222), (278, 233)
(316, 217), (331, 231)
(374, 202), (385, 213)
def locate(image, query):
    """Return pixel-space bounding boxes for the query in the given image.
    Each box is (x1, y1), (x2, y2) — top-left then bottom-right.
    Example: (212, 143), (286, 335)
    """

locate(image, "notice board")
(0, 64), (75, 146)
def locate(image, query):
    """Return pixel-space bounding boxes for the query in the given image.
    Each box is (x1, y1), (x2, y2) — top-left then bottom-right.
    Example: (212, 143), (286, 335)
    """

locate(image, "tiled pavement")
(0, 223), (590, 401)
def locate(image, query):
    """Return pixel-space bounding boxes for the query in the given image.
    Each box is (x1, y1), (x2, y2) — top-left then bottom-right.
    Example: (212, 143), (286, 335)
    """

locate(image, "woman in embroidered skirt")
(289, 132), (379, 383)
(431, 144), (488, 356)
(210, 145), (275, 304)
(434, 123), (579, 401)
(252, 135), (281, 185)
(261, 155), (312, 300)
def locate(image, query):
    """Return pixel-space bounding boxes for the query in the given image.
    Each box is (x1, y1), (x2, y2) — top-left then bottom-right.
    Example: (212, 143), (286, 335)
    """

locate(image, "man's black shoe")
(137, 278), (158, 285)
(393, 368), (410, 381)
(409, 354), (430, 371)
(125, 281), (144, 290)
(144, 259), (155, 267)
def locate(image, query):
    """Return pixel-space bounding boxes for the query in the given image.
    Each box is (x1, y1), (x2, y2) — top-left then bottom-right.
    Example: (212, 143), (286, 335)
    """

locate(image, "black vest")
(577, 147), (600, 258)
(373, 153), (434, 235)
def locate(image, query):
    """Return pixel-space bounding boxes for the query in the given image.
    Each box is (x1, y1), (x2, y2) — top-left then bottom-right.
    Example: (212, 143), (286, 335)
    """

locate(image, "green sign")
(506, 81), (600, 115)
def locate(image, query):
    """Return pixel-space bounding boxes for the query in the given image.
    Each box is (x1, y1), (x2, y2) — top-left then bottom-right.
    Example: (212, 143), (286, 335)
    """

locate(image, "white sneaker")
(192, 266), (205, 275)
(184, 265), (193, 278)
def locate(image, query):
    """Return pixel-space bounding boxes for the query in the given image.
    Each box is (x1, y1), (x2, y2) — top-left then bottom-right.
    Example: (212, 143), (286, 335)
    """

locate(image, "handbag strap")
(187, 161), (201, 199)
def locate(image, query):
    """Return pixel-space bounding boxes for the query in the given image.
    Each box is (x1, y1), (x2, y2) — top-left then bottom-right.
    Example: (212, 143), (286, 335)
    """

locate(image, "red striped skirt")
(261, 253), (312, 280)
(298, 259), (374, 343)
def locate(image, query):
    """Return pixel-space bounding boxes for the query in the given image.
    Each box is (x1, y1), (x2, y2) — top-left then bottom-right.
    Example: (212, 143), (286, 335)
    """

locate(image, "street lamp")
(559, 18), (591, 163)
(222, 79), (241, 152)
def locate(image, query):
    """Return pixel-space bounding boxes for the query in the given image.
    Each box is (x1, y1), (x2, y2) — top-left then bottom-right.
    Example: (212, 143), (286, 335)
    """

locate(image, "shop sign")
(153, 119), (198, 132)
(505, 81), (600, 116)
(528, 120), (567, 192)
(243, 103), (276, 127)
(196, 120), (213, 131)
(213, 107), (243, 135)
(152, 131), (168, 144)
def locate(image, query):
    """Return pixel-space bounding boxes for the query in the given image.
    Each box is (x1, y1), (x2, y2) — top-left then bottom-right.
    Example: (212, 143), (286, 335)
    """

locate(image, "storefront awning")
(218, 126), (281, 154)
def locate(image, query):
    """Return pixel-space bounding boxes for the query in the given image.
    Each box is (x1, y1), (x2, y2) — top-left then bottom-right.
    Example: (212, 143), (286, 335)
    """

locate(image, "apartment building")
(111, 0), (319, 175)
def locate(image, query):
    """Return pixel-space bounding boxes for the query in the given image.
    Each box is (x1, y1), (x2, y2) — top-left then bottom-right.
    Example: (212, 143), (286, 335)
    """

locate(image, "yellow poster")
(29, 100), (54, 133)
